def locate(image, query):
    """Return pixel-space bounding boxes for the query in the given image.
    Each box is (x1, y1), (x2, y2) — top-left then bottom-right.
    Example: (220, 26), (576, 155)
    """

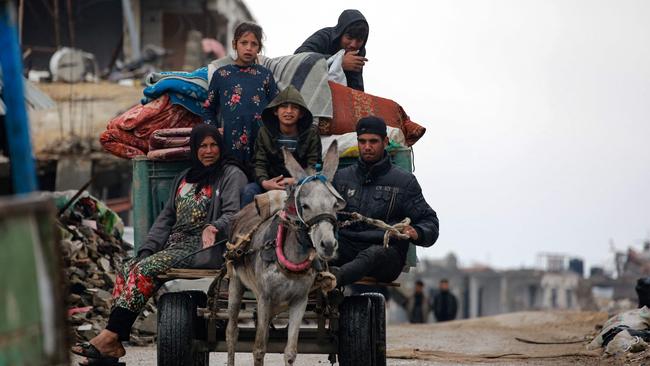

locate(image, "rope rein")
(338, 211), (411, 248)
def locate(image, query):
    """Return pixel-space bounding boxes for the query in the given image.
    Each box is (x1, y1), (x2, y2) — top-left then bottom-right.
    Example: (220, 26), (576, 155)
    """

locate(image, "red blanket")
(99, 130), (146, 159)
(147, 146), (191, 161)
(322, 81), (426, 146)
(101, 96), (201, 160)
(149, 128), (192, 150)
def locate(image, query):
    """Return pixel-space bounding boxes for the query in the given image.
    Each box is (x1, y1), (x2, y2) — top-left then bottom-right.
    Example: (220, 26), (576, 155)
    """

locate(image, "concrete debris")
(55, 191), (157, 344)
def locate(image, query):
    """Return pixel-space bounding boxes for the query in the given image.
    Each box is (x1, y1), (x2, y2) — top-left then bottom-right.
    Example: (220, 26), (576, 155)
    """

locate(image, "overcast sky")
(246, 0), (650, 272)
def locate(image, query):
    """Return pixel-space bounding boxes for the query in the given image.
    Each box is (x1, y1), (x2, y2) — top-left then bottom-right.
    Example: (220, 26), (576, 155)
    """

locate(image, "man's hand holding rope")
(339, 212), (415, 247)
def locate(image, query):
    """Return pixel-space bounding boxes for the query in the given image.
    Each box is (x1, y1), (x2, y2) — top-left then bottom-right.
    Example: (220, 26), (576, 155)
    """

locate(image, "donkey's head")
(283, 141), (345, 261)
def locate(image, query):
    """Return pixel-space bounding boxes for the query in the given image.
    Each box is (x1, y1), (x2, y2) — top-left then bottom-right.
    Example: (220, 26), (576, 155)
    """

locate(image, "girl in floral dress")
(203, 22), (279, 168)
(71, 125), (247, 364)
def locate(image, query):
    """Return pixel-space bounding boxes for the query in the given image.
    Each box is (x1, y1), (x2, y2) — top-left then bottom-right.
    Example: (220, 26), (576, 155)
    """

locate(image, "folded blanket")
(142, 67), (209, 116)
(133, 105), (200, 138)
(100, 130), (146, 159)
(146, 146), (191, 161)
(149, 128), (192, 150)
(323, 81), (426, 146)
(108, 95), (170, 131)
(209, 53), (332, 119)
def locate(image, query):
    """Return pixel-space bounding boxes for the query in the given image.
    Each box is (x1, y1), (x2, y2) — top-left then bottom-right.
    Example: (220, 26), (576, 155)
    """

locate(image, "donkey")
(226, 141), (344, 366)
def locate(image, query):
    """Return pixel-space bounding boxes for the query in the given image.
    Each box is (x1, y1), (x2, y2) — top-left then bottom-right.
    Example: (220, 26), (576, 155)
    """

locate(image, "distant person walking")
(432, 279), (458, 322)
(408, 280), (429, 323)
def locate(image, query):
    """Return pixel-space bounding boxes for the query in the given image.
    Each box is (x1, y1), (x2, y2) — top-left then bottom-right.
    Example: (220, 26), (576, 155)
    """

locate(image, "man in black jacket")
(432, 279), (458, 322)
(331, 116), (439, 286)
(295, 9), (369, 91)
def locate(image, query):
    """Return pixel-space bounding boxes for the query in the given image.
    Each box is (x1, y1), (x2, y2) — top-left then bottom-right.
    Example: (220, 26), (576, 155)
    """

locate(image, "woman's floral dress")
(112, 179), (213, 312)
(203, 64), (278, 163)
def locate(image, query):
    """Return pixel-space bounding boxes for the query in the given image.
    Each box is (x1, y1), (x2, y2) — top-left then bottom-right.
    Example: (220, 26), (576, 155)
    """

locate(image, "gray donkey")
(226, 141), (344, 366)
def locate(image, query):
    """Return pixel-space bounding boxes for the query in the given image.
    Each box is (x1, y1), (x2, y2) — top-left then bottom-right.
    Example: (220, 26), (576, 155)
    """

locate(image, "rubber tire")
(186, 291), (208, 366)
(338, 296), (373, 366)
(362, 292), (387, 366)
(157, 292), (207, 366)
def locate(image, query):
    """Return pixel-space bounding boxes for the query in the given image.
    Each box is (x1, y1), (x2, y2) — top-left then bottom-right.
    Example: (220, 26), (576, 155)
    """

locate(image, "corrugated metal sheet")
(23, 79), (56, 111)
(0, 70), (56, 115)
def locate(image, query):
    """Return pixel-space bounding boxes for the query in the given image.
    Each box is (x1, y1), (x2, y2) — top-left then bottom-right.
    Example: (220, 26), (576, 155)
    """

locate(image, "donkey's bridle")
(276, 174), (339, 272)
(291, 174), (338, 229)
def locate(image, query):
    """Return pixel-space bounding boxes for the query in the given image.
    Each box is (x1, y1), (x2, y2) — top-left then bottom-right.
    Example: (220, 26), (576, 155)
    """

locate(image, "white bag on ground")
(587, 306), (650, 350)
(604, 330), (647, 355)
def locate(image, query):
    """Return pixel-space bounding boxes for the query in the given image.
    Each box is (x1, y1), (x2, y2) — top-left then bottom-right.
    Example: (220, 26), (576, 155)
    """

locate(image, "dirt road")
(72, 310), (637, 365)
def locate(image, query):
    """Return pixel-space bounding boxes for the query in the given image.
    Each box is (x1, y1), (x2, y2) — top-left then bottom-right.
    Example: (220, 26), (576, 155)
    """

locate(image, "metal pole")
(17, 0), (22, 44)
(0, 2), (38, 193)
(65, 0), (74, 47)
(121, 0), (140, 60)
(53, 0), (61, 49)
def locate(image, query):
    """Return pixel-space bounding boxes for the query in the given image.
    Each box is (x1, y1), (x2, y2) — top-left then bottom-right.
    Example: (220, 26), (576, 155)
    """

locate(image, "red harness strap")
(276, 211), (313, 272)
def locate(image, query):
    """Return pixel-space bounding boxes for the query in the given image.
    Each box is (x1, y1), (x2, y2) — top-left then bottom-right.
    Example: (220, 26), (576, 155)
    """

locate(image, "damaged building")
(2, 0), (255, 224)
(392, 253), (584, 323)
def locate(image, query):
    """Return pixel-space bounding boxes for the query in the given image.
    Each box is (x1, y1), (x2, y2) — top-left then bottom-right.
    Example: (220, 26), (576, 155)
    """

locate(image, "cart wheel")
(338, 296), (373, 366)
(157, 292), (208, 366)
(362, 292), (387, 366)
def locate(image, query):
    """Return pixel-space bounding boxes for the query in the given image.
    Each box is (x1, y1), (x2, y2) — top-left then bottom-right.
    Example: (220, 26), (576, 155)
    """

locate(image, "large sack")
(322, 81), (426, 146)
(587, 306), (650, 350)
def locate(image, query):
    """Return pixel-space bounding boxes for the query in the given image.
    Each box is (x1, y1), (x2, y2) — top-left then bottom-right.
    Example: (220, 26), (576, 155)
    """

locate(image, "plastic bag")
(604, 330), (647, 355)
(587, 306), (650, 350)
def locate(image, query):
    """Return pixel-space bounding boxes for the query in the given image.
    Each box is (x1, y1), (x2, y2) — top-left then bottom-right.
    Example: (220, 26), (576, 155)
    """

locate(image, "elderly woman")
(72, 124), (247, 364)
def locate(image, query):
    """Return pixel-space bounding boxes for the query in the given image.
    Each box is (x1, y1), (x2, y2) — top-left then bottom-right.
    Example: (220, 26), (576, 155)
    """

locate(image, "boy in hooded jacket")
(240, 85), (322, 206)
(295, 9), (369, 91)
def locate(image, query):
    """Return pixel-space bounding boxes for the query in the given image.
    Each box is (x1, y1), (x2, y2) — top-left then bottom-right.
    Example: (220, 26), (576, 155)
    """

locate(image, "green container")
(132, 148), (417, 266)
(132, 156), (190, 253)
(0, 195), (68, 366)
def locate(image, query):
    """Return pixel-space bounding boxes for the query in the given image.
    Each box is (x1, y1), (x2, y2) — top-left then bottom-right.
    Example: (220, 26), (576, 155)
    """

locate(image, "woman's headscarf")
(185, 124), (246, 193)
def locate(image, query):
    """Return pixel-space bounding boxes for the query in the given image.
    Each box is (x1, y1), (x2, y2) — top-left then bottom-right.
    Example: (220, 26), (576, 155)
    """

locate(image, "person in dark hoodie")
(71, 125), (247, 365)
(240, 85), (322, 206)
(295, 9), (369, 91)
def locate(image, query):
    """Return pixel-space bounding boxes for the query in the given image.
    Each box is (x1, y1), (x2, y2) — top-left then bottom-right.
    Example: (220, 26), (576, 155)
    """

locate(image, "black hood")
(330, 9), (368, 56)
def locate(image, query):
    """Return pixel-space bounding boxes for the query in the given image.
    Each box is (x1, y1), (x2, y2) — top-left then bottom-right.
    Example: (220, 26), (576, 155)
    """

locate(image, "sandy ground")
(71, 310), (643, 365)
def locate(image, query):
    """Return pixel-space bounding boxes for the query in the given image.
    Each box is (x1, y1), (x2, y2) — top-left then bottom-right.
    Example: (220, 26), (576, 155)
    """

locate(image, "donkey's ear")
(321, 140), (339, 181)
(283, 147), (307, 181)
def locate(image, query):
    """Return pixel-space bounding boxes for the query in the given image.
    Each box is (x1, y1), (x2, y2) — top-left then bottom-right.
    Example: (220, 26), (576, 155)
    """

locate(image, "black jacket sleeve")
(402, 177), (439, 247)
(345, 70), (364, 91)
(295, 29), (332, 58)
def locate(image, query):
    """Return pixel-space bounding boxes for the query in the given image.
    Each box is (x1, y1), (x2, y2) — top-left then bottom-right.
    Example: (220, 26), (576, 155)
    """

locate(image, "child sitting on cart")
(240, 85), (322, 206)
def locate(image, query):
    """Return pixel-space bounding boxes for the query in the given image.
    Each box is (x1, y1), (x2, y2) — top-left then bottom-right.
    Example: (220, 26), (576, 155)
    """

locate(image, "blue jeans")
(240, 182), (264, 208)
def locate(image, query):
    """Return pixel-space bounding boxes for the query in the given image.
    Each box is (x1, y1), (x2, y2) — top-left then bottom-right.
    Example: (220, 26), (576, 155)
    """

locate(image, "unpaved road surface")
(72, 310), (642, 365)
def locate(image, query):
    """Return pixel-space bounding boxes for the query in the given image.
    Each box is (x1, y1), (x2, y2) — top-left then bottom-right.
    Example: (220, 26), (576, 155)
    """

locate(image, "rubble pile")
(50, 191), (158, 345)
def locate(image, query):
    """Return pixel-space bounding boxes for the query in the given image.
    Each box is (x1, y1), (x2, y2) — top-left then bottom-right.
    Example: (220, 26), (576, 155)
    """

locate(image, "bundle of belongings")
(588, 306), (650, 356)
(100, 53), (427, 161)
(100, 95), (200, 159)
